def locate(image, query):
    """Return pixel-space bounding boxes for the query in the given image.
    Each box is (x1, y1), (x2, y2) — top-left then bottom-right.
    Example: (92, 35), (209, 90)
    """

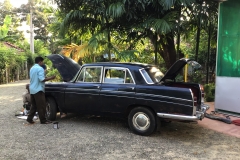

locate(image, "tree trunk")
(17, 67), (20, 81)
(159, 33), (177, 69)
(5, 66), (8, 84)
(176, 6), (181, 60)
(206, 23), (211, 84)
(25, 61), (28, 79)
(148, 33), (158, 65)
(195, 25), (201, 61)
(154, 33), (158, 65)
(148, 32), (176, 69)
(108, 31), (111, 62)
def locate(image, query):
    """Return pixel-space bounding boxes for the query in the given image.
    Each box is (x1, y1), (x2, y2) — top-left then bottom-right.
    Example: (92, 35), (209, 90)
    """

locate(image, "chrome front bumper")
(157, 103), (209, 121)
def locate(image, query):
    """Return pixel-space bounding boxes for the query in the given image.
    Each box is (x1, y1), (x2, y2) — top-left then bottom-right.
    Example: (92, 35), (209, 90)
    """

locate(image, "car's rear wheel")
(46, 97), (57, 121)
(128, 107), (156, 136)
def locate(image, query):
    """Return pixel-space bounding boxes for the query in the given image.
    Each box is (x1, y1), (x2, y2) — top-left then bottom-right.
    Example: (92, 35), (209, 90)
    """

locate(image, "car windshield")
(141, 67), (164, 84)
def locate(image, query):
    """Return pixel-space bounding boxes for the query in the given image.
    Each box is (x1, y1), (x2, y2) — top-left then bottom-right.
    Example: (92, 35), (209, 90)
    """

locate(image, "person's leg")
(34, 91), (51, 124)
(26, 94), (37, 123)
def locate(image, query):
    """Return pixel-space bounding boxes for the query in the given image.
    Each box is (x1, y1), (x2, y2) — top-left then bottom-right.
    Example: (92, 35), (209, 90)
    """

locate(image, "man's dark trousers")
(27, 91), (47, 123)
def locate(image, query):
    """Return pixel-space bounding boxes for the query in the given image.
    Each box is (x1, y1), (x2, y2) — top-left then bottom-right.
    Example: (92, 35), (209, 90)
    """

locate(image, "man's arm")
(38, 68), (56, 82)
(42, 75), (56, 82)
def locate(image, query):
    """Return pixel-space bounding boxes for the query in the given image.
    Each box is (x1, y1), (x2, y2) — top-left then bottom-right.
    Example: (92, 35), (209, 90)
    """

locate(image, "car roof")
(82, 62), (155, 69)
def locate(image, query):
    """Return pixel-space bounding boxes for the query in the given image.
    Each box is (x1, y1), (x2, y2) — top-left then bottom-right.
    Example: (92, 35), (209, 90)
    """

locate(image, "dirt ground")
(0, 80), (240, 160)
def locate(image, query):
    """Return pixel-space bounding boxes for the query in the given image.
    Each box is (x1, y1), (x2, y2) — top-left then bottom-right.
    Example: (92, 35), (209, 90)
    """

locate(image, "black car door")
(100, 67), (136, 113)
(64, 66), (102, 113)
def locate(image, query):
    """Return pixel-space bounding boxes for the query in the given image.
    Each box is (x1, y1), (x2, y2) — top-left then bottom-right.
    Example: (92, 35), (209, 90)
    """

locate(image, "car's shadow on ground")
(55, 113), (209, 140)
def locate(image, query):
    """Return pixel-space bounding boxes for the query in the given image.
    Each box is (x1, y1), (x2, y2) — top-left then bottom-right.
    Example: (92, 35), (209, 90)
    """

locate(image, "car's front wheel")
(46, 97), (57, 121)
(128, 107), (156, 136)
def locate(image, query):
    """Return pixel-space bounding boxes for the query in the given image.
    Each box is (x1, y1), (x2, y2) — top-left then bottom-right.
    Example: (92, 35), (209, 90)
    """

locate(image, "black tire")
(46, 97), (57, 121)
(128, 107), (156, 136)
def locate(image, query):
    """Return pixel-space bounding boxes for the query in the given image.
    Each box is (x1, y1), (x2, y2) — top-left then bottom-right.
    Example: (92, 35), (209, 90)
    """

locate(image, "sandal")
(41, 120), (52, 124)
(26, 119), (35, 124)
(60, 113), (67, 118)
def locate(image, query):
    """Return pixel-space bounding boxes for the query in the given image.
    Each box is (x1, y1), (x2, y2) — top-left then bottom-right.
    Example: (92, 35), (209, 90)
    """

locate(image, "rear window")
(140, 67), (164, 84)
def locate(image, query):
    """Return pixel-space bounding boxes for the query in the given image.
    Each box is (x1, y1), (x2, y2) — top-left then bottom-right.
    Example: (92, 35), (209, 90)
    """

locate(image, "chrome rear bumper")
(157, 103), (209, 121)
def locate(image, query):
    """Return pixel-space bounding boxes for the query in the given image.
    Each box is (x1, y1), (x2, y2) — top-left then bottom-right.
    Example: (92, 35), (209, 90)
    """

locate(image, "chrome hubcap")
(132, 112), (150, 131)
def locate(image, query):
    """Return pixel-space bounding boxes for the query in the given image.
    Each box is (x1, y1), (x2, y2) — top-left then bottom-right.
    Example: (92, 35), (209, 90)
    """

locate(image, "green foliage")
(34, 40), (50, 56)
(0, 44), (27, 83)
(117, 50), (140, 62)
(50, 0), (218, 71)
(108, 2), (125, 18)
(0, 15), (12, 40)
(186, 70), (205, 84)
(43, 57), (62, 82)
(16, 0), (51, 43)
(46, 68), (62, 82)
(175, 75), (184, 82)
(0, 44), (26, 68)
(204, 83), (215, 102)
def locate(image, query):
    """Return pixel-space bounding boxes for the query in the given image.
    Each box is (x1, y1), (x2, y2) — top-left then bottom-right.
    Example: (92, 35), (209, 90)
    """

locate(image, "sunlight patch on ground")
(0, 82), (27, 88)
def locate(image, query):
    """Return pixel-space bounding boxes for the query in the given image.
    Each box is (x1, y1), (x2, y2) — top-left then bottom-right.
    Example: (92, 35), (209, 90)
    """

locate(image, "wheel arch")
(46, 96), (60, 112)
(125, 104), (157, 118)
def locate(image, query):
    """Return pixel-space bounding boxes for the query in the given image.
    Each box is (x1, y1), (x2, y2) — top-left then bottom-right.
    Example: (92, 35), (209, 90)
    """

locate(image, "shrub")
(189, 70), (204, 83)
(204, 83), (215, 102)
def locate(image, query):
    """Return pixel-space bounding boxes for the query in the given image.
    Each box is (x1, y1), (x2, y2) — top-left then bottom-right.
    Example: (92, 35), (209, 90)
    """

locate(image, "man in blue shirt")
(27, 56), (55, 124)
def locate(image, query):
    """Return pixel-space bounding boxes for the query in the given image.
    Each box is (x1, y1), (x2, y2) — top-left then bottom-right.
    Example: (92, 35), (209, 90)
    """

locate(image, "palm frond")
(159, 0), (175, 10)
(117, 50), (140, 62)
(88, 31), (108, 51)
(60, 10), (84, 36)
(61, 43), (92, 61)
(107, 2), (125, 18)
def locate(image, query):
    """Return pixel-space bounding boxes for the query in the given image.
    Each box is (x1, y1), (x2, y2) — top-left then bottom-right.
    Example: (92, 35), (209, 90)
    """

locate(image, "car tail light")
(200, 84), (204, 103)
(194, 97), (197, 106)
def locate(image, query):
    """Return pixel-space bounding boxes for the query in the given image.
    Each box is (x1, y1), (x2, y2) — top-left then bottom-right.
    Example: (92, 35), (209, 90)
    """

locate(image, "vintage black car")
(45, 54), (209, 136)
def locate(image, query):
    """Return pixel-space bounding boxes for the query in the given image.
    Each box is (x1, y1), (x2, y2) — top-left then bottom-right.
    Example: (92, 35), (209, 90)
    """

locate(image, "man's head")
(26, 84), (30, 93)
(35, 56), (44, 66)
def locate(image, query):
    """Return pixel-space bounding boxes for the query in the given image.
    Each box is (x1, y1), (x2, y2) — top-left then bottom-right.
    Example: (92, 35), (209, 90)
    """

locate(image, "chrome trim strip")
(65, 88), (99, 91)
(189, 89), (196, 116)
(135, 97), (192, 107)
(45, 91), (64, 93)
(100, 94), (135, 99)
(139, 68), (154, 84)
(136, 92), (192, 102)
(101, 90), (134, 94)
(99, 90), (191, 103)
(64, 92), (99, 95)
(157, 113), (201, 121)
(58, 54), (64, 59)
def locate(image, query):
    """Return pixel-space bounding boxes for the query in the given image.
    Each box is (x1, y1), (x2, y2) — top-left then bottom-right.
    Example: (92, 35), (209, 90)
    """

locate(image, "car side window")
(104, 68), (134, 84)
(125, 70), (134, 84)
(77, 67), (102, 83)
(78, 68), (85, 82)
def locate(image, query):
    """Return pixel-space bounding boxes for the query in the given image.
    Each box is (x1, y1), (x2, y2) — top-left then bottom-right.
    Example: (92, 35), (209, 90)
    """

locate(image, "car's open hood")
(47, 54), (81, 82)
(161, 58), (201, 82)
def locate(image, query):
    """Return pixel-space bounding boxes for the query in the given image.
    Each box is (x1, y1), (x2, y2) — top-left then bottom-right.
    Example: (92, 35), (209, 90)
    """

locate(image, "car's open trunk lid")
(161, 58), (201, 82)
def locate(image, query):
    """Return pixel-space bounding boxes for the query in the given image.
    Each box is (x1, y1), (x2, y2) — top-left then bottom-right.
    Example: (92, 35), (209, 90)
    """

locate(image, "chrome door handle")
(93, 85), (100, 89)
